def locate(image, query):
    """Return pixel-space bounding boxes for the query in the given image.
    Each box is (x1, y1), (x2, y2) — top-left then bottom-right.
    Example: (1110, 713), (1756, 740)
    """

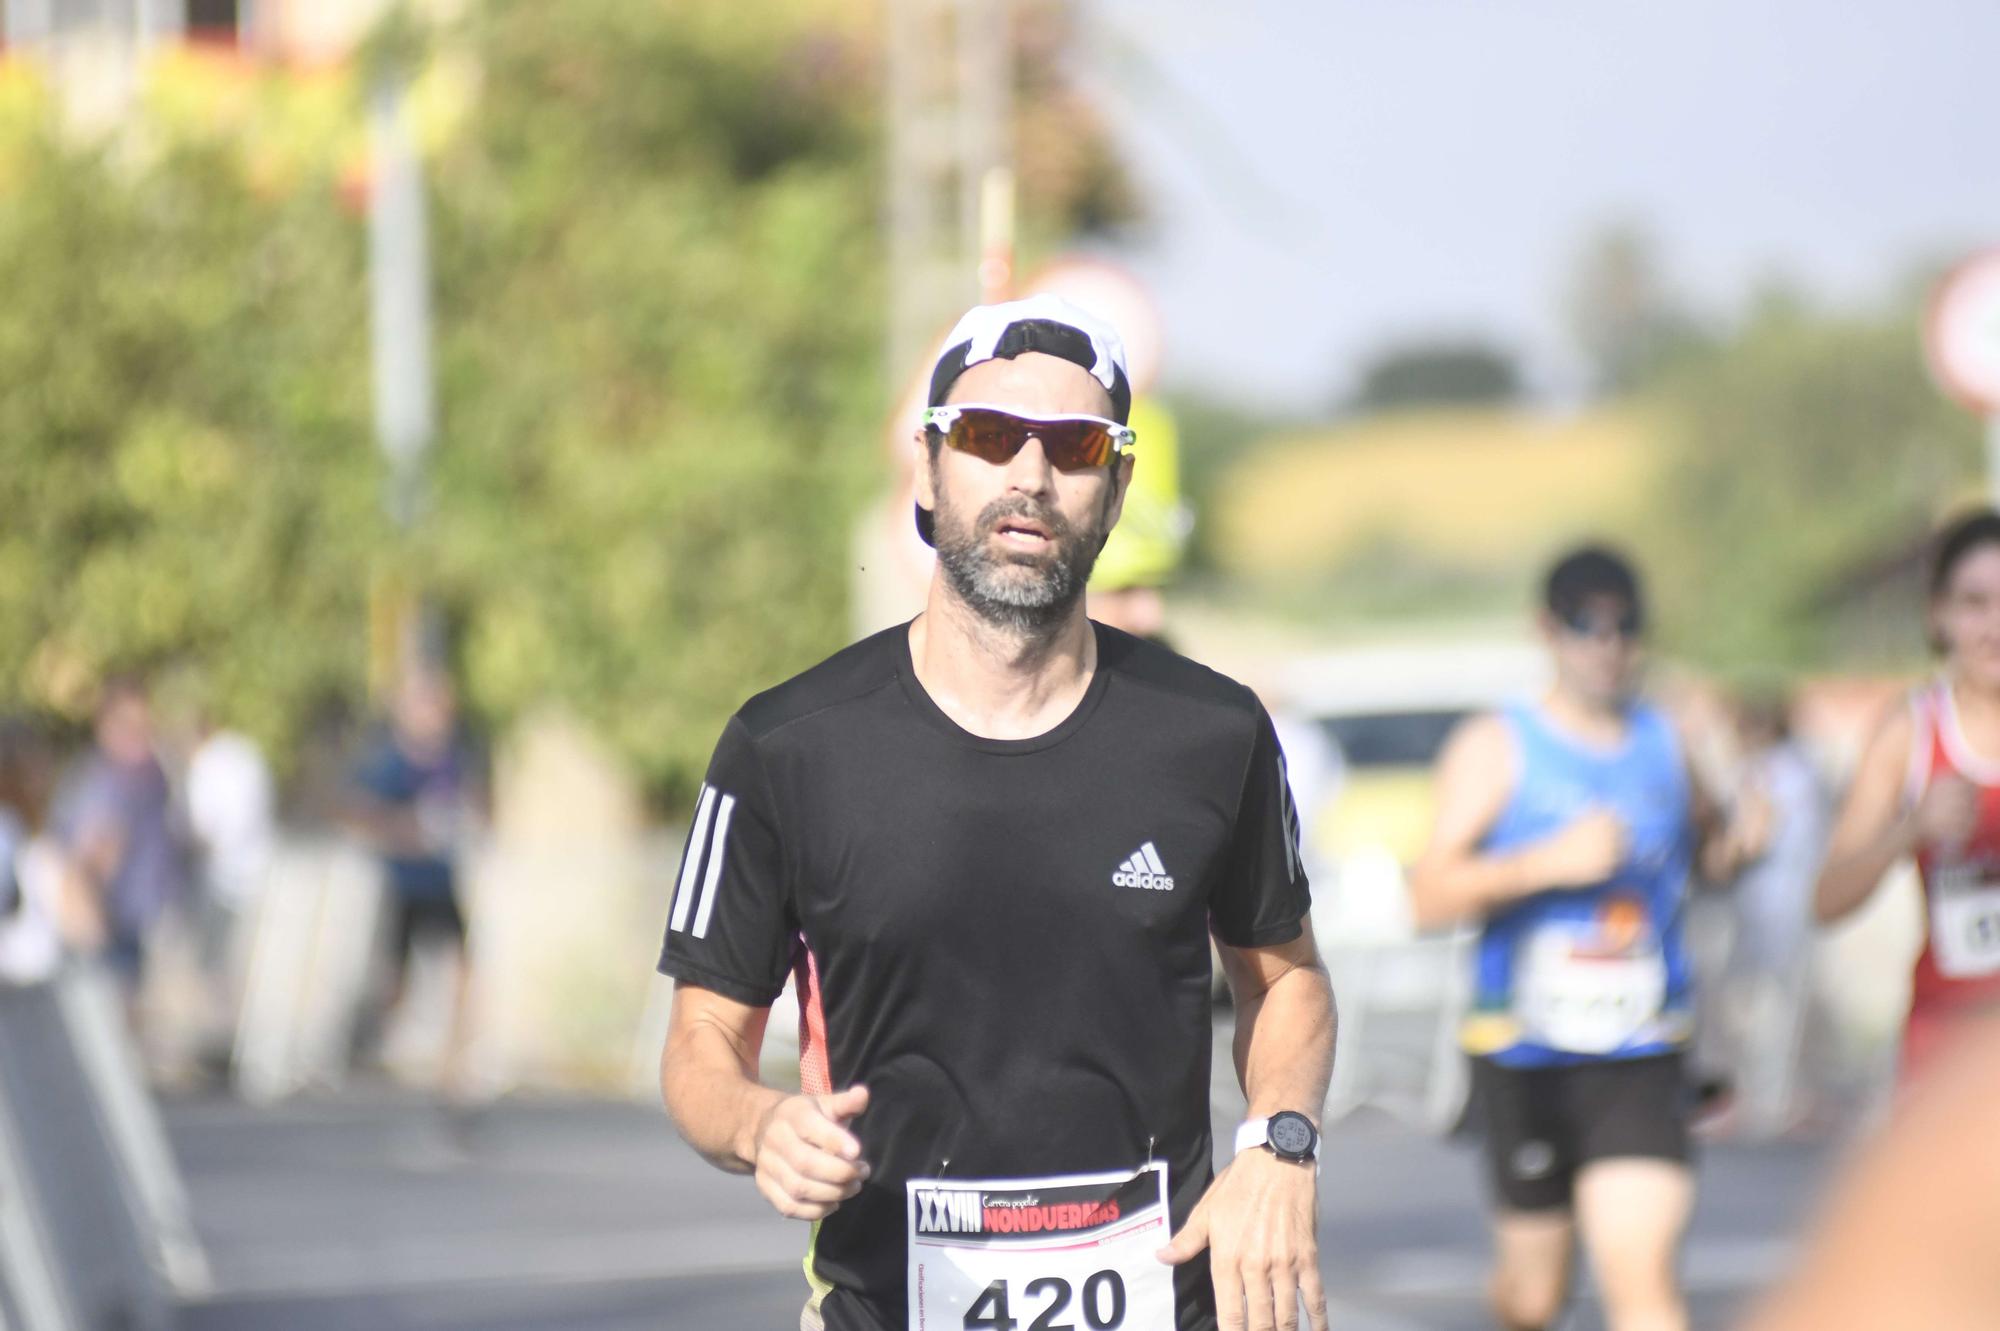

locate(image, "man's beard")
(931, 480), (1111, 637)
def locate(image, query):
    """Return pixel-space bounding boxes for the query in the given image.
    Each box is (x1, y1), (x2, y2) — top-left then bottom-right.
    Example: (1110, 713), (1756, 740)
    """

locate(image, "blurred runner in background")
(0, 720), (57, 986)
(1713, 687), (1828, 1137)
(1408, 546), (1767, 1331)
(347, 668), (482, 1098)
(1815, 508), (2000, 1086)
(52, 677), (190, 1028)
(186, 709), (275, 1072)
(1085, 395), (1191, 647)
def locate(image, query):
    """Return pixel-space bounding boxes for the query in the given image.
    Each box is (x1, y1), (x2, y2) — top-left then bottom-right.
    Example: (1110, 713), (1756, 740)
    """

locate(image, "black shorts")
(1472, 1052), (1691, 1213)
(389, 893), (466, 963)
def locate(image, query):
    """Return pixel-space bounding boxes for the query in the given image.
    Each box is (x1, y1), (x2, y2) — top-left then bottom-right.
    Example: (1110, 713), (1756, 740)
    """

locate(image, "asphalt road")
(165, 1056), (1842, 1331)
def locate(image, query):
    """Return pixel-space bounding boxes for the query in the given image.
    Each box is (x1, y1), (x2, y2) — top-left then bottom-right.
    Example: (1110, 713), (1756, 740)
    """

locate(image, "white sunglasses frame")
(921, 403), (1137, 459)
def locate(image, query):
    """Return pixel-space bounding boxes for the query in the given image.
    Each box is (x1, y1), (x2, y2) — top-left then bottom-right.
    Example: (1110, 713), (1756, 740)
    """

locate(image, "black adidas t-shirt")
(659, 621), (1310, 1331)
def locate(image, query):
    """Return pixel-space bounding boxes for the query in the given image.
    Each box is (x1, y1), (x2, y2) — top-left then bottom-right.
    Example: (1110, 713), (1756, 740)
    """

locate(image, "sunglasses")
(922, 404), (1136, 472)
(1558, 608), (1644, 641)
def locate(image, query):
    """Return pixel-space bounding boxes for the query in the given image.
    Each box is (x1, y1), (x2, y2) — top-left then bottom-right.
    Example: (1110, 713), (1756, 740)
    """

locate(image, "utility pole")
(367, 57), (440, 688)
(885, 0), (1015, 381)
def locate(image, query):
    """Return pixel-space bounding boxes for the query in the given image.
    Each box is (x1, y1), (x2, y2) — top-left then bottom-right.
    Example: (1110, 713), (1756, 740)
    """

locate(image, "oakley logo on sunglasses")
(922, 404), (1136, 471)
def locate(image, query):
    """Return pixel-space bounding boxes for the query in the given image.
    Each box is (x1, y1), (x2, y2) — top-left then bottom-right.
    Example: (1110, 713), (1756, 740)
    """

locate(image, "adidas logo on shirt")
(1112, 841), (1175, 892)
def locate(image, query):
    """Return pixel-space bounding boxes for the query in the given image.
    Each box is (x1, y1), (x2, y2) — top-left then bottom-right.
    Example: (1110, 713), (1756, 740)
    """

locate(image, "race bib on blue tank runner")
(906, 1162), (1175, 1331)
(1513, 918), (1667, 1056)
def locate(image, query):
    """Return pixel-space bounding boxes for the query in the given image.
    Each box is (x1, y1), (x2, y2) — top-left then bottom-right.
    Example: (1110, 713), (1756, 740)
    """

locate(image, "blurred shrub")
(1347, 342), (1522, 413)
(1646, 288), (1981, 670)
(420, 0), (886, 804)
(0, 0), (1128, 804)
(0, 82), (379, 761)
(1212, 406), (1657, 596)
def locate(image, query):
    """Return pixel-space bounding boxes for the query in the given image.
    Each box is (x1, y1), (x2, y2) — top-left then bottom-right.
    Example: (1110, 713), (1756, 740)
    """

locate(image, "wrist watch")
(1234, 1111), (1320, 1166)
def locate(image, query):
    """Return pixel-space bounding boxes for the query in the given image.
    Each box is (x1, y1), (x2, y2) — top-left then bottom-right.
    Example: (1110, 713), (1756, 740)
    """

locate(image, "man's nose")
(1002, 435), (1055, 494)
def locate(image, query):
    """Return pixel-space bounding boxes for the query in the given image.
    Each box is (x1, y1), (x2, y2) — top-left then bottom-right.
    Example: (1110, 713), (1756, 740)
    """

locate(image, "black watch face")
(1269, 1112), (1316, 1159)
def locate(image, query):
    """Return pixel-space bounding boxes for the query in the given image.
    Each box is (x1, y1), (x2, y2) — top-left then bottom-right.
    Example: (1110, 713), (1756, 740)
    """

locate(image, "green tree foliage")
(1564, 224), (1704, 395)
(1348, 341), (1521, 414)
(0, 1), (1130, 802)
(0, 103), (380, 759)
(1646, 288), (1980, 670)
(419, 0), (888, 801)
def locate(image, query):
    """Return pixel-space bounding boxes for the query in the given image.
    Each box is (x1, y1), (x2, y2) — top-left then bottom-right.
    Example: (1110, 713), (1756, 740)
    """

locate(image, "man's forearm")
(1816, 818), (1916, 923)
(1235, 959), (1337, 1121)
(1408, 850), (1544, 931)
(661, 1019), (785, 1175)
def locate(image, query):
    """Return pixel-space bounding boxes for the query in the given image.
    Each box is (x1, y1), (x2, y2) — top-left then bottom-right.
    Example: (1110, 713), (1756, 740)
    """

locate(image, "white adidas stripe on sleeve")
(690, 794), (737, 940)
(668, 785), (718, 934)
(1276, 751), (1302, 883)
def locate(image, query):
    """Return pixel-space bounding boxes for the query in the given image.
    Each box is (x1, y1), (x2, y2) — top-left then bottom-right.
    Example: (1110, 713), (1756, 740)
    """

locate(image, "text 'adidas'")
(1112, 841), (1175, 891)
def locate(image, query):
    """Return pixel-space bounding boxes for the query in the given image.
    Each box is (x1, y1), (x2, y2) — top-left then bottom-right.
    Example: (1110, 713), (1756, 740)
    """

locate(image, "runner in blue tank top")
(1471, 699), (1696, 1067)
(1410, 546), (1768, 1331)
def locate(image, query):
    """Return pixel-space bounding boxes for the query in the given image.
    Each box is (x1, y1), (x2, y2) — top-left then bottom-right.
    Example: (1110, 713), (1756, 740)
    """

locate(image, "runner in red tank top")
(1818, 509), (2000, 1084)
(1901, 685), (2000, 1071)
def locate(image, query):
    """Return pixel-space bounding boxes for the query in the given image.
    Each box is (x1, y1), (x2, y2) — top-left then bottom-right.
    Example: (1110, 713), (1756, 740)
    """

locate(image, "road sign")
(1926, 248), (2000, 416)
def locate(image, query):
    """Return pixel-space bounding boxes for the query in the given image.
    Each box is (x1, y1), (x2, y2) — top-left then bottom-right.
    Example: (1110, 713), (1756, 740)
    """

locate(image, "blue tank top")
(1462, 700), (1695, 1068)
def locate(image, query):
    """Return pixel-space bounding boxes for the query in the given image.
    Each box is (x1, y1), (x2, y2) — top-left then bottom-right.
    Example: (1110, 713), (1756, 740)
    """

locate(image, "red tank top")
(1907, 684), (2000, 1023)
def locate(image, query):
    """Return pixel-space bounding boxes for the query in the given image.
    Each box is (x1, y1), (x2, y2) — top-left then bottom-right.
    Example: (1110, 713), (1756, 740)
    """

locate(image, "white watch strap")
(1234, 1115), (1320, 1176)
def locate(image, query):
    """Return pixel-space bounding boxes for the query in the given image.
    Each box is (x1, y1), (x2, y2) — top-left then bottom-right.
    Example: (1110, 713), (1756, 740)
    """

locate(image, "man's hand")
(1702, 784), (1776, 882)
(1158, 1149), (1328, 1331)
(1528, 807), (1627, 890)
(751, 1084), (871, 1221)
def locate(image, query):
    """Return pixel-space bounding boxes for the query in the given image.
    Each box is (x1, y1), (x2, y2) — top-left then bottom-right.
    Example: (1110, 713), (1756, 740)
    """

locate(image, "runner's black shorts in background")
(390, 893), (466, 963)
(1472, 1052), (1691, 1212)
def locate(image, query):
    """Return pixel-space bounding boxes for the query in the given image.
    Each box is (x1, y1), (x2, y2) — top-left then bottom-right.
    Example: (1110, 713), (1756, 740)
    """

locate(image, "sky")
(1075, 0), (1999, 412)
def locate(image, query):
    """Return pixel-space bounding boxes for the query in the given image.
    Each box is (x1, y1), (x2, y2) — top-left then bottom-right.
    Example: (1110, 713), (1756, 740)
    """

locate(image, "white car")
(1276, 640), (1546, 1130)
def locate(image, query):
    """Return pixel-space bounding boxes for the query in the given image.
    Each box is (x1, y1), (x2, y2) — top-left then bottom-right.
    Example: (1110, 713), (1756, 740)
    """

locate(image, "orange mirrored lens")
(941, 409), (1115, 470)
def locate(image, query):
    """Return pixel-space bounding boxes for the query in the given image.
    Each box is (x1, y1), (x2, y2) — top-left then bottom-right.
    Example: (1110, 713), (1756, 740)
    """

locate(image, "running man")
(659, 294), (1336, 1331)
(1815, 508), (2000, 1083)
(347, 668), (483, 1096)
(1408, 546), (1764, 1331)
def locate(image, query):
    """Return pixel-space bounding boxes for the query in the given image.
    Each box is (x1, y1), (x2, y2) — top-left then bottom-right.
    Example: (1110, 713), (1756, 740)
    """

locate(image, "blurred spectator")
(1083, 398), (1191, 650)
(346, 669), (483, 1096)
(186, 711), (275, 1064)
(0, 719), (40, 979)
(51, 678), (189, 1009)
(1714, 688), (1830, 1137)
(0, 720), (57, 985)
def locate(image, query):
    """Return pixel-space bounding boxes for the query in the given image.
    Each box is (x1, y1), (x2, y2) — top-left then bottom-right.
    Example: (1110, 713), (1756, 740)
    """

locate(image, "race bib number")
(1932, 887), (2000, 979)
(906, 1163), (1175, 1331)
(1514, 926), (1667, 1055)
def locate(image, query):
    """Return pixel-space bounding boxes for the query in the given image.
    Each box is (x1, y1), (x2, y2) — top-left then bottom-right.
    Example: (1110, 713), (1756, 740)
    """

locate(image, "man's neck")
(1541, 684), (1630, 746)
(908, 581), (1097, 741)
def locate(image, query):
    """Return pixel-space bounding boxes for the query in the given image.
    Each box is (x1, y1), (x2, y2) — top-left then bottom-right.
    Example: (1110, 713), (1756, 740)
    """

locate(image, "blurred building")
(0, 0), (464, 127)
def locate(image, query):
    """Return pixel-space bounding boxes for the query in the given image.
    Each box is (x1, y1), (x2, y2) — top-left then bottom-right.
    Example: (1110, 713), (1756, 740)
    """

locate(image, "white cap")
(927, 293), (1132, 422)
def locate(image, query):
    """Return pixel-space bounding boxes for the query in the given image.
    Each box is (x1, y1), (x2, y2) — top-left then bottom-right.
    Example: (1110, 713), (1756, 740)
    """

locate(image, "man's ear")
(914, 433), (938, 512)
(1104, 452), (1136, 528)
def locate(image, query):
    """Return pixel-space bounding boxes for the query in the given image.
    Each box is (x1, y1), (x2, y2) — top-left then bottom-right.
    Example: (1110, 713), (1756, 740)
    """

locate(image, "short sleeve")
(65, 765), (127, 850)
(657, 716), (794, 1007)
(351, 737), (408, 806)
(1209, 705), (1312, 948)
